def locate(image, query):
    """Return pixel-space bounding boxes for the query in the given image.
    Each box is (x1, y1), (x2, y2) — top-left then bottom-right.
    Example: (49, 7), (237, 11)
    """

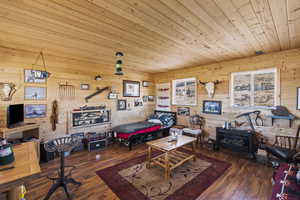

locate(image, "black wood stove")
(216, 127), (258, 159)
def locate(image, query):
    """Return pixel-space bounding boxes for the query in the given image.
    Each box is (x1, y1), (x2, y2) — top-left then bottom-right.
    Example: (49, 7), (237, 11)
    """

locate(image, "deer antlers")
(199, 80), (222, 85)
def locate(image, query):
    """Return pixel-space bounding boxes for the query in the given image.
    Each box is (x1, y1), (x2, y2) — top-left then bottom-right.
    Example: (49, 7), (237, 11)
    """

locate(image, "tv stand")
(0, 123), (40, 139)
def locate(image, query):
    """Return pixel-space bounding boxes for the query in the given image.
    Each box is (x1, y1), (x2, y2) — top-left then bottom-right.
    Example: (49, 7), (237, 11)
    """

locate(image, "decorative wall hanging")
(156, 83), (171, 111)
(123, 80), (140, 97)
(85, 87), (110, 102)
(199, 80), (222, 98)
(203, 100), (222, 115)
(25, 51), (51, 83)
(177, 107), (190, 116)
(24, 70), (46, 83)
(142, 81), (150, 87)
(172, 77), (197, 106)
(59, 82), (75, 100)
(24, 86), (46, 100)
(297, 87), (300, 110)
(50, 100), (58, 131)
(71, 109), (110, 128)
(0, 83), (16, 101)
(115, 52), (124, 75)
(24, 104), (47, 118)
(80, 84), (90, 90)
(231, 68), (278, 108)
(117, 99), (127, 111)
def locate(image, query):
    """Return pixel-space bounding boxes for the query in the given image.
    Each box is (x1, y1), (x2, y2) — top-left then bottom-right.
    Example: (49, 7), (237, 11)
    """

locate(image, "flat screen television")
(7, 104), (24, 128)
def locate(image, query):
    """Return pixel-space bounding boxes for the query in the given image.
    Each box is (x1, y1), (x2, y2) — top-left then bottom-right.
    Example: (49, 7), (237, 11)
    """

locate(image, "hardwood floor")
(26, 144), (273, 200)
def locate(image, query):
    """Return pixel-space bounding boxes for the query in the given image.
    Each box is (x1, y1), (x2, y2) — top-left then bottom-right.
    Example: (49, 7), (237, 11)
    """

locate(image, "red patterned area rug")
(96, 149), (230, 200)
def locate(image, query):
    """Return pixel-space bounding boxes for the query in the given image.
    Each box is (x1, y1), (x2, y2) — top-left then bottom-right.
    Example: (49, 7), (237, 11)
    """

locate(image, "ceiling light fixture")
(115, 52), (124, 75)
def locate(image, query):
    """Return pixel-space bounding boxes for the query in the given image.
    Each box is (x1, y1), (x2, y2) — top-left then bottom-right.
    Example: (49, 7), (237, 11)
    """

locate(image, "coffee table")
(146, 135), (197, 179)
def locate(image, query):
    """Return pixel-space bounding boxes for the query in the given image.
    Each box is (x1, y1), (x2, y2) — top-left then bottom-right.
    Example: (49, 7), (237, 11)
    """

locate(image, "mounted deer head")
(199, 80), (222, 98)
(0, 83), (16, 101)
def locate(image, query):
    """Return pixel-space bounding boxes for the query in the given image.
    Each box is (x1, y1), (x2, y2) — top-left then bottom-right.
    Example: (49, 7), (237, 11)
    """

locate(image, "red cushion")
(117, 125), (161, 139)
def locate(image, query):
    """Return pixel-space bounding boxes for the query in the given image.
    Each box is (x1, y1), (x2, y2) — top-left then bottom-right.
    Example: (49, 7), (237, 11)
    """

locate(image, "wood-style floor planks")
(26, 144), (273, 200)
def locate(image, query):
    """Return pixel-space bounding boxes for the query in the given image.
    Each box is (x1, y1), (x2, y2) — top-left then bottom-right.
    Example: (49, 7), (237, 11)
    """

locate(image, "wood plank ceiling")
(0, 0), (299, 73)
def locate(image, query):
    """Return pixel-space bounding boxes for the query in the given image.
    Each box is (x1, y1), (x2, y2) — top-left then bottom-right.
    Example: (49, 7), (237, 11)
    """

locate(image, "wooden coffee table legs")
(146, 146), (152, 169)
(147, 141), (197, 179)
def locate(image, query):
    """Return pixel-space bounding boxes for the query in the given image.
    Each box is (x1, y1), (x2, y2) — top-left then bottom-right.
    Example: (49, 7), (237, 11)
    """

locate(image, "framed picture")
(142, 96), (148, 102)
(123, 80), (140, 97)
(142, 81), (150, 87)
(231, 68), (278, 108)
(117, 99), (127, 111)
(177, 107), (190, 116)
(25, 104), (47, 118)
(148, 95), (155, 102)
(172, 77), (197, 106)
(297, 87), (300, 110)
(108, 93), (117, 99)
(203, 100), (222, 115)
(80, 84), (90, 90)
(24, 69), (46, 83)
(134, 99), (143, 107)
(24, 86), (46, 100)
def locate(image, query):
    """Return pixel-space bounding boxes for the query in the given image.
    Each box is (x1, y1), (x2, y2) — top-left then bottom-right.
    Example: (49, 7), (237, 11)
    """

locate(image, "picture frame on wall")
(148, 95), (155, 102)
(117, 99), (127, 111)
(24, 69), (46, 83)
(24, 104), (47, 118)
(142, 81), (150, 87)
(142, 96), (148, 102)
(123, 80), (140, 97)
(177, 107), (190, 116)
(24, 86), (46, 100)
(297, 87), (300, 110)
(202, 100), (222, 115)
(108, 93), (117, 99)
(230, 68), (278, 108)
(172, 77), (197, 106)
(80, 84), (90, 90)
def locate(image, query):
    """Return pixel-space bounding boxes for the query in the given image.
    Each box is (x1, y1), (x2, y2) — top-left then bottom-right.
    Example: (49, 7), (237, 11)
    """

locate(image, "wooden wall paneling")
(0, 49), (155, 141)
(154, 48), (300, 140)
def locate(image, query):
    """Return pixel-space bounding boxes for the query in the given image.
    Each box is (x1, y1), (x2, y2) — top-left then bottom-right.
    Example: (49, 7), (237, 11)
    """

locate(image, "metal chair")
(44, 137), (82, 200)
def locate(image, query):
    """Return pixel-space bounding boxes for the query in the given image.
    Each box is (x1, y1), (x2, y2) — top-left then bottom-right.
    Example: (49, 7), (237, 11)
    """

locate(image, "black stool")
(44, 137), (82, 200)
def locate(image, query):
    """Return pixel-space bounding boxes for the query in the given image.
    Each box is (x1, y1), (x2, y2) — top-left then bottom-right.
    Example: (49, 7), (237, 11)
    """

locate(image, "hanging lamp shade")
(115, 52), (124, 75)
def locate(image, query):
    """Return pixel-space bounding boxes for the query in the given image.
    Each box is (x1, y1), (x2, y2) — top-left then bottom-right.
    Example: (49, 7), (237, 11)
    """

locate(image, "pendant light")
(115, 52), (124, 75)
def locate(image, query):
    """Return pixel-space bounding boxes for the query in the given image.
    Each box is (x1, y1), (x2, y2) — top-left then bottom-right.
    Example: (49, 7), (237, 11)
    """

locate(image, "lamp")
(115, 52), (124, 75)
(95, 75), (102, 81)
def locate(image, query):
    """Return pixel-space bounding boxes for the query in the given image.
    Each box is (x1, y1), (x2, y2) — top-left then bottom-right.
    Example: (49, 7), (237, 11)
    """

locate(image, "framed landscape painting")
(24, 86), (46, 100)
(203, 100), (222, 115)
(25, 104), (47, 118)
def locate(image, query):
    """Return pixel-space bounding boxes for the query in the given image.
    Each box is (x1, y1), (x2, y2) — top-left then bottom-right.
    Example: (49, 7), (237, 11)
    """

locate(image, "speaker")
(40, 142), (55, 163)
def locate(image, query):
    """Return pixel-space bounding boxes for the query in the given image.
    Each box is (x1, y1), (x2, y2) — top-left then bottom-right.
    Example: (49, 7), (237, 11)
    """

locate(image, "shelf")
(0, 123), (40, 138)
